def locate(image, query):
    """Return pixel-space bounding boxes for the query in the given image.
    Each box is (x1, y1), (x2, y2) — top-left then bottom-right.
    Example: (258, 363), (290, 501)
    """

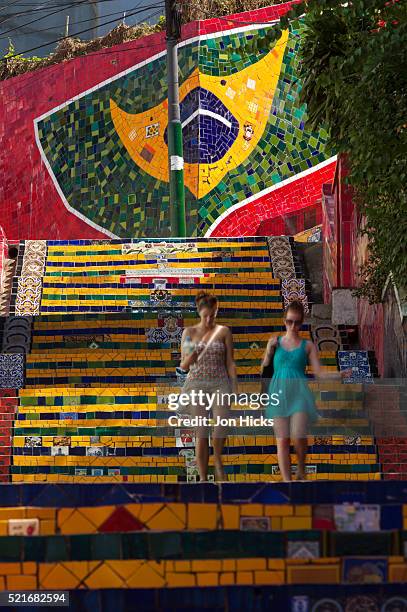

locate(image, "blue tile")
(381, 504), (403, 530)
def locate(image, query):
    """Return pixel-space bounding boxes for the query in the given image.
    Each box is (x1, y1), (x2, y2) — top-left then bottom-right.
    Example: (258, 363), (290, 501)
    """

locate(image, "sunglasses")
(285, 318), (302, 327)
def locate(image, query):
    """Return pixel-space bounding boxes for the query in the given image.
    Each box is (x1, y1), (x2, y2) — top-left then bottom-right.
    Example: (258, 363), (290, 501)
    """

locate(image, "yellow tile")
(26, 508), (56, 519)
(240, 504), (264, 517)
(64, 562), (90, 582)
(173, 560), (191, 572)
(78, 506), (115, 529)
(22, 562), (37, 575)
(389, 563), (407, 583)
(236, 559), (266, 571)
(236, 571), (253, 584)
(287, 564), (340, 584)
(270, 518), (282, 530)
(219, 572), (235, 585)
(268, 559), (285, 570)
(166, 503), (186, 525)
(0, 508), (25, 519)
(126, 562), (166, 588)
(106, 561), (142, 582)
(166, 572), (196, 587)
(191, 560), (222, 572)
(0, 563), (22, 575)
(39, 563), (80, 589)
(147, 506), (185, 531)
(187, 504), (218, 530)
(85, 562), (124, 589)
(58, 509), (95, 534)
(137, 504), (164, 524)
(222, 560), (236, 571)
(254, 570), (284, 585)
(221, 505), (240, 529)
(57, 508), (75, 529)
(295, 505), (312, 517)
(282, 517), (312, 530)
(7, 575), (37, 590)
(0, 522), (7, 536)
(40, 520), (56, 536)
(197, 572), (218, 586)
(264, 506), (293, 517)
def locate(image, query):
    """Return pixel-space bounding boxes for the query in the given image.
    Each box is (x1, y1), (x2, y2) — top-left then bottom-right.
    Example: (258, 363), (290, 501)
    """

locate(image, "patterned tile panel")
(15, 276), (43, 316)
(0, 353), (24, 389)
(281, 278), (309, 314)
(338, 351), (373, 384)
(14, 241), (47, 316)
(267, 236), (295, 280)
(21, 241), (47, 277)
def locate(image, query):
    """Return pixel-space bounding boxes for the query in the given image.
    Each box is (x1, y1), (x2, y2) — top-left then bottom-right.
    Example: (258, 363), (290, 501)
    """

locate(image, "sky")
(97, 0), (161, 36)
(0, 0), (160, 57)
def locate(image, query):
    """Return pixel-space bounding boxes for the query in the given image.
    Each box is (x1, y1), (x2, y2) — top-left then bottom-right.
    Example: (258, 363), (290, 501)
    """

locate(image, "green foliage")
(272, 0), (407, 302)
(0, 40), (43, 80)
(2, 39), (42, 63)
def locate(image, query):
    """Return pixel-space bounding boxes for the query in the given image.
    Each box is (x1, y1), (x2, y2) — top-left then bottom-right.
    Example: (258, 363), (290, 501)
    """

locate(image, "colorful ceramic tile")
(342, 558), (387, 584)
(290, 596), (310, 612)
(21, 240), (47, 277)
(267, 236), (295, 279)
(0, 353), (24, 388)
(122, 241), (198, 255)
(281, 278), (309, 313)
(240, 517), (270, 531)
(146, 315), (183, 343)
(24, 436), (41, 447)
(334, 504), (380, 532)
(287, 541), (319, 559)
(8, 518), (39, 536)
(15, 276), (43, 316)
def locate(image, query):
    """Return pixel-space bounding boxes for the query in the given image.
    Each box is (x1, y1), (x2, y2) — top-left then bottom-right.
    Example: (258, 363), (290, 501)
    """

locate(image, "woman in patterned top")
(179, 291), (237, 482)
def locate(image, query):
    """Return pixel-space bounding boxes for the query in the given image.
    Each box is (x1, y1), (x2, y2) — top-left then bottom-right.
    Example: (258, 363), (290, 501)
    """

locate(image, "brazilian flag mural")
(35, 19), (332, 238)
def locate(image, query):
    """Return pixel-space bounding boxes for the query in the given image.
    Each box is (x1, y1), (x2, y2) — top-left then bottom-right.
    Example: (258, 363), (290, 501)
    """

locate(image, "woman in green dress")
(262, 301), (351, 481)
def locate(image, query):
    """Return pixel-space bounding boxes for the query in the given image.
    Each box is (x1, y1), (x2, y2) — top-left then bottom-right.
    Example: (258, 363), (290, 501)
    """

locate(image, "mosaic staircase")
(0, 238), (382, 484)
(1, 236), (406, 605)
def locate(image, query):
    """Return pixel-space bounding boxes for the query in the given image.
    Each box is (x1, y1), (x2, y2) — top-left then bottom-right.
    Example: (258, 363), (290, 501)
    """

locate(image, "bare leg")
(195, 436), (209, 481)
(276, 438), (291, 482)
(274, 417), (291, 481)
(211, 397), (229, 481)
(212, 436), (226, 481)
(291, 412), (309, 480)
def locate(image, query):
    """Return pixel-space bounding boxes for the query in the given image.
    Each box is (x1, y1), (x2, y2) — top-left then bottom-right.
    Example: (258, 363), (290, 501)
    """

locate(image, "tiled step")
(11, 383), (378, 483)
(24, 306), (318, 386)
(10, 238), (282, 316)
(0, 391), (17, 482)
(0, 481), (406, 593)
